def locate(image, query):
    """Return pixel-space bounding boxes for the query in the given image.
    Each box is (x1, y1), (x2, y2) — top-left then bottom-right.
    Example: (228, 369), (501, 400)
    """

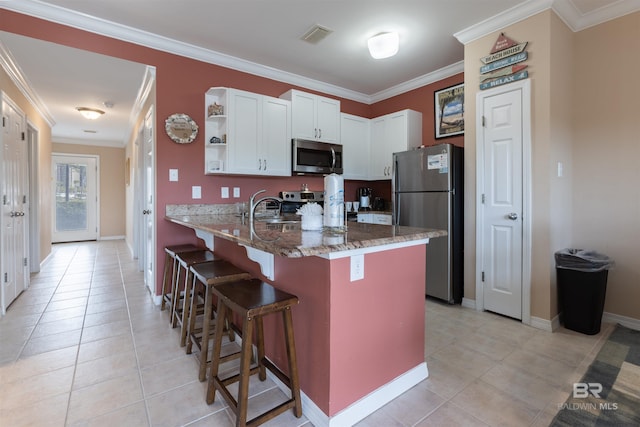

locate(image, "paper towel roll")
(323, 173), (344, 228)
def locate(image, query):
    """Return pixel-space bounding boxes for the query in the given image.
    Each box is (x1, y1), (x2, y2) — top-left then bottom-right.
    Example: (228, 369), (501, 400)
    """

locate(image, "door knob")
(143, 209), (151, 215)
(507, 212), (518, 220)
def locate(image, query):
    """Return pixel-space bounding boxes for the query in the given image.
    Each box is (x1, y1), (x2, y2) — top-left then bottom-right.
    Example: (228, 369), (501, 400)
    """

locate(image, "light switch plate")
(192, 186), (201, 199)
(221, 187), (229, 198)
(350, 254), (364, 281)
(169, 169), (178, 182)
(233, 187), (240, 198)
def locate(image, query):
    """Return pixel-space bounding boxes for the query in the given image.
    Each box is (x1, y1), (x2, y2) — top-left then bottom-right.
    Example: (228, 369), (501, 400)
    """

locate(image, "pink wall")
(213, 238), (426, 416)
(1, 11), (461, 294)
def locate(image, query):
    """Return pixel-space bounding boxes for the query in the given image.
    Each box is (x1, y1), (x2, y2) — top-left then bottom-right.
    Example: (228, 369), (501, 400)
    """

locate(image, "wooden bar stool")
(187, 260), (252, 381)
(206, 278), (302, 427)
(172, 250), (218, 347)
(160, 244), (202, 311)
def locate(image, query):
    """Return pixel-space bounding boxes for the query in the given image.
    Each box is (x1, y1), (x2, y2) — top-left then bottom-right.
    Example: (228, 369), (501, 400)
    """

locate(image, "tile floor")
(0, 240), (614, 426)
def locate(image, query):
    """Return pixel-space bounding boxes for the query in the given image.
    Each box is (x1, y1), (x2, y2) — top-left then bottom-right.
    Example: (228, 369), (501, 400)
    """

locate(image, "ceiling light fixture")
(367, 32), (399, 59)
(76, 107), (105, 120)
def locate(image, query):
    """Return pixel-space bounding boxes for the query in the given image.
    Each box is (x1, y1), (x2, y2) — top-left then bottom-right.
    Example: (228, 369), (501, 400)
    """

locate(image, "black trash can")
(555, 249), (613, 335)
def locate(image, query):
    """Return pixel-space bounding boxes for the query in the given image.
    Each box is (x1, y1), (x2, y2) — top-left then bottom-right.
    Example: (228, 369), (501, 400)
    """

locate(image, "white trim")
(317, 238), (429, 260)
(53, 136), (124, 149)
(454, 0), (640, 45)
(0, 1), (457, 104)
(475, 79), (532, 325)
(0, 39), (56, 127)
(602, 311), (640, 331)
(461, 297), (476, 310)
(454, 0), (554, 44)
(127, 66), (156, 144)
(268, 362), (428, 427)
(26, 120), (40, 273)
(530, 315), (560, 332)
(98, 235), (125, 241)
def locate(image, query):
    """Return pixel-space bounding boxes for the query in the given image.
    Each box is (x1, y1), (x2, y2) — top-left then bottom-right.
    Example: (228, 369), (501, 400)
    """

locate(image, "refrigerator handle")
(392, 156), (399, 224)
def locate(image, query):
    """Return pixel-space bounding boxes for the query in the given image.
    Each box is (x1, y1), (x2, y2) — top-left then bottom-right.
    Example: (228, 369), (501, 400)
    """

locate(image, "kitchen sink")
(255, 215), (300, 224)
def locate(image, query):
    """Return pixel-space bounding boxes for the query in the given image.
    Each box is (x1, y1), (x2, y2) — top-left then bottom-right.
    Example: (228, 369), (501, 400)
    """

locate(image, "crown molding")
(455, 0), (640, 44)
(53, 136), (124, 148)
(454, 0), (554, 44)
(0, 38), (55, 127)
(369, 61), (464, 104)
(553, 0), (640, 31)
(0, 0), (372, 103)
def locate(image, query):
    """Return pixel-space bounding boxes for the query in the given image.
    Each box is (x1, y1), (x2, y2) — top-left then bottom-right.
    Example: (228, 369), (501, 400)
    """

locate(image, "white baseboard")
(98, 235), (125, 241)
(461, 298), (476, 310)
(603, 311), (640, 331)
(268, 363), (429, 427)
(530, 315), (560, 332)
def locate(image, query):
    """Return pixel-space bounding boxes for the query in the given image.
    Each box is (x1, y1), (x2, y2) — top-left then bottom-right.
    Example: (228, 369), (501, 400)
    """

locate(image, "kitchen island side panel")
(212, 237), (333, 414)
(212, 237), (427, 417)
(328, 245), (426, 415)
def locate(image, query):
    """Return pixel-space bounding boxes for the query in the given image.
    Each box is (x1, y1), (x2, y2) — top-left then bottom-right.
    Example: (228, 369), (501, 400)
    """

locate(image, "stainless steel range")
(279, 190), (324, 216)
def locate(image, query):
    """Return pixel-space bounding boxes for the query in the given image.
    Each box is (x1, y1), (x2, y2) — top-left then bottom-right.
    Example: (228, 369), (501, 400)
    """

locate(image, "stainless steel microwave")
(291, 138), (343, 175)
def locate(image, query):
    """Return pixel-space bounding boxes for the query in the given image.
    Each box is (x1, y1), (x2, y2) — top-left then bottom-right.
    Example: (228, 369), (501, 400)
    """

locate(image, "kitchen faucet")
(249, 190), (283, 223)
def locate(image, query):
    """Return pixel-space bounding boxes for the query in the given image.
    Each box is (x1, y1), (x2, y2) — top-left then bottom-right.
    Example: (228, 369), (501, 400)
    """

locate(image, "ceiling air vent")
(301, 24), (333, 44)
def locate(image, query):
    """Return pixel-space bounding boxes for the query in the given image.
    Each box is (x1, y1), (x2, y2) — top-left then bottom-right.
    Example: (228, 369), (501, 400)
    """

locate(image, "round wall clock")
(165, 113), (198, 144)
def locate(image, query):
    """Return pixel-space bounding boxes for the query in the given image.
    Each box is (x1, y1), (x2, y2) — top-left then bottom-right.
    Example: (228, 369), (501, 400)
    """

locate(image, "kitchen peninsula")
(165, 204), (446, 427)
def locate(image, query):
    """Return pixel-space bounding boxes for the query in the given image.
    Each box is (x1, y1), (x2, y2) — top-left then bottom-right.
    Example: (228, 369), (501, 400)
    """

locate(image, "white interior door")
(478, 86), (524, 320)
(1, 94), (29, 312)
(52, 155), (98, 243)
(143, 108), (155, 294)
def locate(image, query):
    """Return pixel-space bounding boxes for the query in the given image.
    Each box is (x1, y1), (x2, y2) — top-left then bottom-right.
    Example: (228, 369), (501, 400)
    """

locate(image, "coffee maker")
(357, 187), (373, 211)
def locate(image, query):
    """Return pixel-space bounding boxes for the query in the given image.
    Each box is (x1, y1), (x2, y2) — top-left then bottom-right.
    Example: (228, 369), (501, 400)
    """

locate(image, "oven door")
(292, 139), (343, 175)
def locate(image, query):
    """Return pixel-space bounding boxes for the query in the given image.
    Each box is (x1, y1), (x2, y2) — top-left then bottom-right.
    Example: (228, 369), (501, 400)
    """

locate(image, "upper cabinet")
(340, 113), (370, 180)
(369, 109), (422, 180)
(205, 87), (291, 176)
(280, 89), (340, 143)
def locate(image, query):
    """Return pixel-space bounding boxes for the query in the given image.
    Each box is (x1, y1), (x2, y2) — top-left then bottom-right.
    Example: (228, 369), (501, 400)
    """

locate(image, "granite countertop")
(165, 205), (447, 258)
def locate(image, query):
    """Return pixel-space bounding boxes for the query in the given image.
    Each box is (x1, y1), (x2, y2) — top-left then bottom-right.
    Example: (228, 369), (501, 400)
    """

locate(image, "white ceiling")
(0, 0), (637, 146)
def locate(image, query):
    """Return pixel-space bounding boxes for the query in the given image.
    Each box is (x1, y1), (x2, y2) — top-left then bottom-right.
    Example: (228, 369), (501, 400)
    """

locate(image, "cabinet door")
(316, 97), (340, 143)
(369, 117), (390, 180)
(386, 111), (409, 155)
(262, 97), (291, 176)
(227, 90), (261, 174)
(290, 91), (316, 140)
(340, 113), (369, 180)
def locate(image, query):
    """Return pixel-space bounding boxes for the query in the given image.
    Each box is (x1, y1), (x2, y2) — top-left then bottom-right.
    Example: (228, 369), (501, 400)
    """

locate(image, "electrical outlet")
(350, 254), (364, 281)
(221, 187), (229, 198)
(192, 186), (201, 199)
(233, 187), (240, 198)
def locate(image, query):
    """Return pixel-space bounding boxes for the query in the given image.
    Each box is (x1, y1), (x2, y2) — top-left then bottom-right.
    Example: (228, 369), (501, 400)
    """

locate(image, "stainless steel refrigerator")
(392, 143), (463, 303)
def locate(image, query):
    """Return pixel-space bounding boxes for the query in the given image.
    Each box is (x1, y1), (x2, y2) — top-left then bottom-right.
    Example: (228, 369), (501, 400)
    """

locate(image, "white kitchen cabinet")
(340, 113), (370, 180)
(280, 89), (340, 143)
(205, 87), (291, 176)
(369, 109), (422, 180)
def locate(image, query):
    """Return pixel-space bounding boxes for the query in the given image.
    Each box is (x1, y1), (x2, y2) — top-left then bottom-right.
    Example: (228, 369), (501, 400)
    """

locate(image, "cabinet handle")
(258, 159), (262, 170)
(318, 128), (322, 139)
(314, 128), (318, 139)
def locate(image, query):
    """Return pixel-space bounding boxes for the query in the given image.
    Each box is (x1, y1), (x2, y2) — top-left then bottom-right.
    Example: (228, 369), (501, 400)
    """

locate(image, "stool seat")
(206, 278), (302, 427)
(187, 260), (252, 380)
(172, 250), (218, 346)
(161, 244), (202, 311)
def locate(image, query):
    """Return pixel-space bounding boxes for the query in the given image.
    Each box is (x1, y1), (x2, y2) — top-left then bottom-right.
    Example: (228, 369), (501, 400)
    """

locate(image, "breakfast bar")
(165, 205), (446, 427)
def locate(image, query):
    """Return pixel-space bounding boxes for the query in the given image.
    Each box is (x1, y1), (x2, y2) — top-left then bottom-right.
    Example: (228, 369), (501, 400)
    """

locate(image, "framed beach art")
(434, 83), (464, 139)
